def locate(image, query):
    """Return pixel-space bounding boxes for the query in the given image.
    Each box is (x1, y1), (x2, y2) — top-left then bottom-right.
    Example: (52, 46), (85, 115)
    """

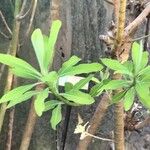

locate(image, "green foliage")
(101, 58), (132, 76)
(44, 100), (63, 112)
(7, 90), (39, 108)
(0, 18), (149, 131)
(60, 90), (94, 105)
(99, 41), (150, 110)
(0, 54), (42, 79)
(73, 75), (93, 90)
(41, 71), (59, 94)
(0, 84), (36, 103)
(59, 61), (103, 76)
(50, 104), (62, 130)
(58, 55), (81, 76)
(31, 20), (62, 75)
(124, 87), (135, 111)
(0, 20), (102, 130)
(34, 88), (49, 116)
(135, 83), (150, 109)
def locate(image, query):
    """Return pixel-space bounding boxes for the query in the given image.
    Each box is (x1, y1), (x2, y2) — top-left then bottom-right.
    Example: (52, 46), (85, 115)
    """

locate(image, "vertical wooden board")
(56, 0), (114, 150)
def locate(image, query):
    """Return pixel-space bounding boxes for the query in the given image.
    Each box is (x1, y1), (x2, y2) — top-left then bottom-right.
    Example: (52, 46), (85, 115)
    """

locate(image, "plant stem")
(5, 76), (17, 150)
(0, 0), (22, 134)
(19, 98), (38, 150)
(114, 101), (125, 150)
(6, 108), (15, 150)
(135, 116), (150, 130)
(85, 132), (114, 142)
(113, 0), (127, 150)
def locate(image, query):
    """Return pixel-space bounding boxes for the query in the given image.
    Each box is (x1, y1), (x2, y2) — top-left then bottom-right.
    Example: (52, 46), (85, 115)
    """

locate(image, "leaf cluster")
(91, 42), (150, 111)
(0, 20), (102, 129)
(0, 20), (149, 130)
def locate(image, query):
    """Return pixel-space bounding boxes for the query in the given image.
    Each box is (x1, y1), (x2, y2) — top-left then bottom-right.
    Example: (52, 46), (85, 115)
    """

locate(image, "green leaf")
(100, 69), (110, 80)
(42, 71), (59, 93)
(0, 84), (36, 103)
(73, 75), (93, 90)
(43, 35), (49, 66)
(91, 77), (100, 83)
(135, 83), (150, 109)
(124, 87), (135, 111)
(112, 90), (127, 104)
(101, 58), (131, 75)
(31, 29), (45, 74)
(123, 61), (134, 73)
(138, 66), (150, 76)
(34, 88), (49, 116)
(103, 80), (129, 90)
(60, 90), (94, 105)
(47, 20), (62, 68)
(90, 79), (109, 97)
(140, 74), (150, 83)
(90, 82), (103, 97)
(7, 91), (39, 108)
(65, 82), (74, 92)
(58, 55), (81, 76)
(131, 42), (143, 74)
(11, 67), (40, 79)
(44, 100), (63, 112)
(59, 63), (103, 77)
(50, 104), (62, 130)
(140, 51), (149, 69)
(0, 54), (41, 79)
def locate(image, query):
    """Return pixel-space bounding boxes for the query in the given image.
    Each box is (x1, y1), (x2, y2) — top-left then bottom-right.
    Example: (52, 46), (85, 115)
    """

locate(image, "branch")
(114, 0), (127, 50)
(16, 0), (33, 20)
(105, 0), (113, 5)
(125, 3), (150, 36)
(144, 15), (150, 50)
(113, 1), (127, 150)
(131, 33), (150, 41)
(16, 0), (30, 20)
(113, 0), (119, 21)
(85, 132), (114, 142)
(6, 108), (15, 150)
(25, 0), (37, 37)
(0, 30), (10, 39)
(0, 10), (12, 35)
(135, 117), (150, 130)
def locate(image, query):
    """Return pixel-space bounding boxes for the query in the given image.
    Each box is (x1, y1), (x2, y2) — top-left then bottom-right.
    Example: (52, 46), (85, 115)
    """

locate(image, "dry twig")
(25, 0), (37, 37)
(135, 117), (150, 130)
(125, 3), (150, 36)
(16, 0), (32, 20)
(0, 30), (10, 39)
(0, 10), (12, 35)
